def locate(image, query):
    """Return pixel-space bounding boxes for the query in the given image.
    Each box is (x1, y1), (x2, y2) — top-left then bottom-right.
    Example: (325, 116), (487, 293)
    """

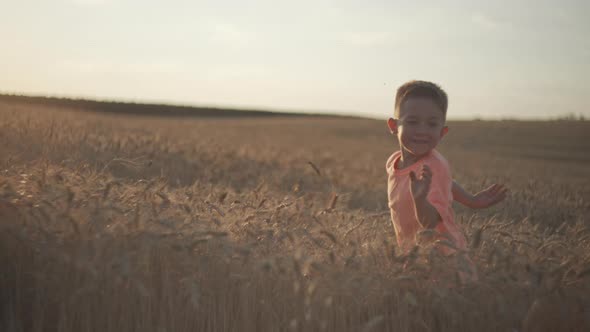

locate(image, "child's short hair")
(394, 80), (448, 118)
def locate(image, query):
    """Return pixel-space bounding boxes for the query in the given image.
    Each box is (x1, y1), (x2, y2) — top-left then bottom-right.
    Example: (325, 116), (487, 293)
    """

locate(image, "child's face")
(388, 97), (448, 158)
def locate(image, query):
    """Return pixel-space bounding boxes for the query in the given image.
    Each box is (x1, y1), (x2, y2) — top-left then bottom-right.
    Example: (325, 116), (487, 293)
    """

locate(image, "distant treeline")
(0, 94), (333, 118)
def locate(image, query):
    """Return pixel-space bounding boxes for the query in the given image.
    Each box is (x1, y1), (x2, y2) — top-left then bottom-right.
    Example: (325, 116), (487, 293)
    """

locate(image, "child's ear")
(440, 126), (449, 138)
(387, 118), (398, 134)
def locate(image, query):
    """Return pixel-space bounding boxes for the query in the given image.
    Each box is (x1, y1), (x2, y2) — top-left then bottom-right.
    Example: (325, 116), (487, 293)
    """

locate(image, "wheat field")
(0, 99), (589, 331)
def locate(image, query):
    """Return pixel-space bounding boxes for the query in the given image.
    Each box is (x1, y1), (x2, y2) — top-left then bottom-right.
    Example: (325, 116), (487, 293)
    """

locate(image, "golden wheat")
(0, 100), (589, 331)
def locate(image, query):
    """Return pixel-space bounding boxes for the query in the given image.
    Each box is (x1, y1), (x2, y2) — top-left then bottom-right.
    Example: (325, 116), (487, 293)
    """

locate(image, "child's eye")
(428, 122), (438, 127)
(406, 120), (417, 125)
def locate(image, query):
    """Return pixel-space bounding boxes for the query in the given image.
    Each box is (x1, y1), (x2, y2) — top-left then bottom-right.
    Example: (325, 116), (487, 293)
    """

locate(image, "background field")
(1, 97), (589, 331)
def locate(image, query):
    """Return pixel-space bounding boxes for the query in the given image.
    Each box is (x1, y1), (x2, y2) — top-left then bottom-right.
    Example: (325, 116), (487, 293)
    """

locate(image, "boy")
(386, 80), (506, 273)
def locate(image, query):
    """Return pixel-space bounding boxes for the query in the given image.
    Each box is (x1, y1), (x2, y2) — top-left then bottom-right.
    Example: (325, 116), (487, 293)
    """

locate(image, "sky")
(1, 0), (589, 119)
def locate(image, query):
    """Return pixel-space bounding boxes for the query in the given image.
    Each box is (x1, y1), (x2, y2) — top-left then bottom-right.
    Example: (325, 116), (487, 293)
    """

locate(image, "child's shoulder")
(385, 151), (402, 174)
(426, 150), (451, 175)
(427, 149), (450, 167)
(385, 150), (450, 175)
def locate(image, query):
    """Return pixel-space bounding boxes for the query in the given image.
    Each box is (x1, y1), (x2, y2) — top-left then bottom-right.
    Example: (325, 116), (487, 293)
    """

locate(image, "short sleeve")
(385, 152), (399, 175)
(425, 160), (454, 235)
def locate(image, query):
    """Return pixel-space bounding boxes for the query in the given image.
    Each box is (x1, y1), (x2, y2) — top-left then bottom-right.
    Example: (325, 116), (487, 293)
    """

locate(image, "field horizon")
(0, 93), (358, 120)
(2, 93), (587, 122)
(1, 97), (589, 331)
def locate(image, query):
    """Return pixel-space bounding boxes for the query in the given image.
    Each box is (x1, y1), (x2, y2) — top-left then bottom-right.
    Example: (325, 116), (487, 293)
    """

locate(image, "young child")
(385, 80), (506, 280)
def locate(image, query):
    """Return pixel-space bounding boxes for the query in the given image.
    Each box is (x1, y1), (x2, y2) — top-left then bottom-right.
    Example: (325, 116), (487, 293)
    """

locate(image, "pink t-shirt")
(386, 149), (467, 254)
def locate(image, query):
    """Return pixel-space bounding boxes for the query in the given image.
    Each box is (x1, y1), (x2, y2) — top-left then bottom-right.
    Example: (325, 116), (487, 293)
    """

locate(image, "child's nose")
(416, 125), (430, 134)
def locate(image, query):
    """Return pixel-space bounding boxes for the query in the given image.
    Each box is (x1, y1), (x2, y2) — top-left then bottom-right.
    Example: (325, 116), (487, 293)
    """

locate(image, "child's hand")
(470, 184), (508, 209)
(409, 165), (432, 201)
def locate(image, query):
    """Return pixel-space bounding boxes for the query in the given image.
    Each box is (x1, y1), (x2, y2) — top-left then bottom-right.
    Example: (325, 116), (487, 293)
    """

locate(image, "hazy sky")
(1, 0), (589, 119)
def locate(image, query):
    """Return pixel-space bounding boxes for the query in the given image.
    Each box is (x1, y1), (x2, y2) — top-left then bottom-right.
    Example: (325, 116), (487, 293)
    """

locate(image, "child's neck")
(397, 148), (428, 170)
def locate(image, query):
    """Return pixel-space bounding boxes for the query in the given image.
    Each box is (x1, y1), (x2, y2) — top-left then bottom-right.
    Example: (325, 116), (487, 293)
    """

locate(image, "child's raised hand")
(470, 184), (508, 209)
(409, 165), (432, 201)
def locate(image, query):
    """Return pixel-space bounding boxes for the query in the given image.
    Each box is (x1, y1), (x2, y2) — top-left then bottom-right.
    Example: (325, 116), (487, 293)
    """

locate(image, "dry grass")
(1, 100), (589, 331)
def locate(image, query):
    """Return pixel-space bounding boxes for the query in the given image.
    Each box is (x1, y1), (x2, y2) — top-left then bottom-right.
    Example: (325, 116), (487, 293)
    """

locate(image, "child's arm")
(409, 165), (441, 229)
(452, 181), (475, 207)
(452, 181), (507, 209)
